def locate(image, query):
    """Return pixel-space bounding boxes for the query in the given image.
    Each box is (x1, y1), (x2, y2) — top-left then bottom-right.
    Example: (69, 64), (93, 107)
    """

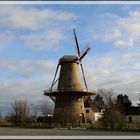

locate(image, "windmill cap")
(59, 55), (79, 64)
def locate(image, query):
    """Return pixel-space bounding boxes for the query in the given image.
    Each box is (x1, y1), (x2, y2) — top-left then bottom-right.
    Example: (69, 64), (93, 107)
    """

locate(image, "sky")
(0, 3), (140, 115)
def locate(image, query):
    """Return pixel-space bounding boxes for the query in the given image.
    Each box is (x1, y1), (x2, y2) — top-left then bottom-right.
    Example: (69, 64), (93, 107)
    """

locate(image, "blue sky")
(0, 3), (140, 115)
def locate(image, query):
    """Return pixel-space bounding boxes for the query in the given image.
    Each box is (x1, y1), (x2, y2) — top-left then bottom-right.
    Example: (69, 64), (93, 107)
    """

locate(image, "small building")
(125, 106), (140, 123)
(37, 114), (53, 123)
(0, 117), (8, 125)
(84, 100), (102, 124)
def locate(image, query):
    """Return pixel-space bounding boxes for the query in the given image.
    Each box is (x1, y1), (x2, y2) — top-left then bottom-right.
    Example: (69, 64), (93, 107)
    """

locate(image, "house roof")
(84, 100), (100, 112)
(84, 100), (90, 107)
(91, 106), (100, 112)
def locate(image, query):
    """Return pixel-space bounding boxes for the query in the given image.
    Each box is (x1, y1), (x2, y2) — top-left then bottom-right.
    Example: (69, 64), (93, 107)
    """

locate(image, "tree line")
(90, 89), (132, 129)
(0, 88), (134, 128)
(4, 100), (53, 127)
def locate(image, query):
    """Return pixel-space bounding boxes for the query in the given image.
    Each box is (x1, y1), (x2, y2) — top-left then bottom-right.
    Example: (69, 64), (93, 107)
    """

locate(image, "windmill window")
(86, 109), (89, 113)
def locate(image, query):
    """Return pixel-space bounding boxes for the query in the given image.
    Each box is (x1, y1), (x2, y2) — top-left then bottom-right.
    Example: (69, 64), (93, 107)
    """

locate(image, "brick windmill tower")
(44, 29), (93, 125)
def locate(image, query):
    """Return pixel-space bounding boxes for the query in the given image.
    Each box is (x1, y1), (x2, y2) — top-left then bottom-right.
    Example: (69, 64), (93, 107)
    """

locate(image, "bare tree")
(101, 97), (123, 129)
(137, 93), (140, 106)
(90, 93), (105, 111)
(38, 102), (53, 116)
(8, 100), (30, 127)
(30, 104), (39, 123)
(94, 89), (124, 129)
(35, 101), (54, 127)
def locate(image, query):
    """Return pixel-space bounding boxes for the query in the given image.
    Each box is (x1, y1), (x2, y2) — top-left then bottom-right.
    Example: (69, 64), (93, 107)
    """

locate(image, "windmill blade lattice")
(74, 29), (80, 57)
(79, 45), (90, 61)
(51, 64), (59, 90)
(80, 63), (88, 91)
(73, 29), (90, 91)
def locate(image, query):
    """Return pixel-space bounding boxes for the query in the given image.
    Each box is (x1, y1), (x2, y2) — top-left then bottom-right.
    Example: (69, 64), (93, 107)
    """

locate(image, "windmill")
(44, 29), (93, 125)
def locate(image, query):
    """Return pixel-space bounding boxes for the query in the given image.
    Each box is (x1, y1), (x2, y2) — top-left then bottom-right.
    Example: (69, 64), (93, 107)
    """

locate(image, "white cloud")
(47, 29), (64, 40)
(92, 11), (140, 48)
(0, 76), (54, 115)
(0, 6), (77, 51)
(134, 63), (140, 70)
(83, 50), (140, 106)
(20, 29), (64, 50)
(55, 11), (77, 21)
(0, 6), (77, 30)
(0, 59), (57, 77)
(114, 39), (134, 47)
(102, 29), (122, 42)
(0, 5), (78, 114)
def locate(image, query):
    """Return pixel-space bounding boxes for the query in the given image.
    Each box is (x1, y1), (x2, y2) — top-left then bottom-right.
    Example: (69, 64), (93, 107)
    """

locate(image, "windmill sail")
(80, 63), (88, 91)
(74, 29), (80, 57)
(73, 29), (90, 91)
(51, 64), (59, 90)
(79, 46), (90, 61)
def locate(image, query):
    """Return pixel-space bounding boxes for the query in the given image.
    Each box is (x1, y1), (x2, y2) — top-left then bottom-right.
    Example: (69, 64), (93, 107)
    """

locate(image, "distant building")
(124, 106), (140, 123)
(0, 117), (8, 124)
(84, 100), (103, 124)
(37, 114), (53, 123)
